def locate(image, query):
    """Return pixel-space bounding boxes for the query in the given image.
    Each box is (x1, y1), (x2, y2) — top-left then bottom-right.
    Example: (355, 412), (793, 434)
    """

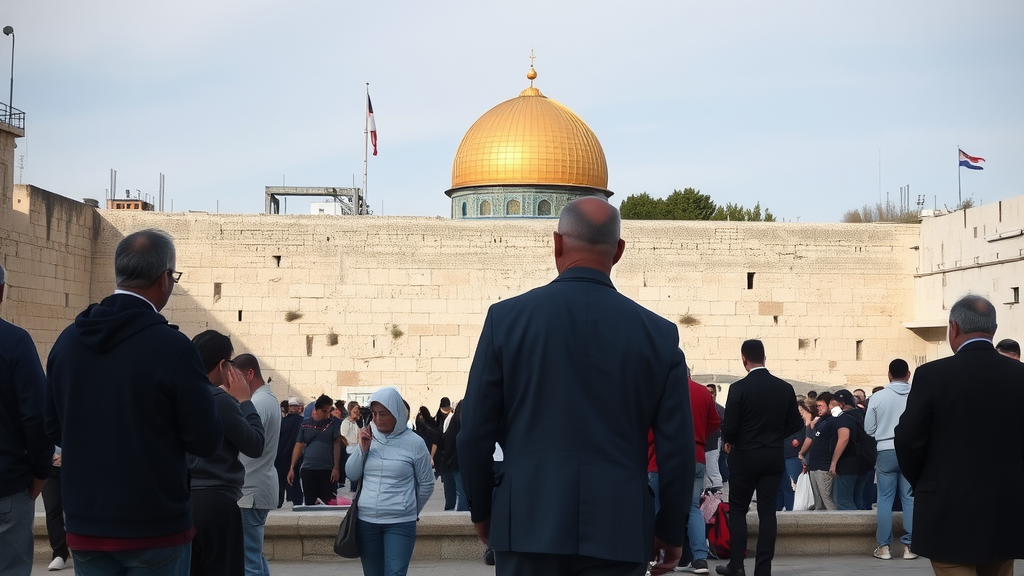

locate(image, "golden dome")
(449, 73), (609, 192)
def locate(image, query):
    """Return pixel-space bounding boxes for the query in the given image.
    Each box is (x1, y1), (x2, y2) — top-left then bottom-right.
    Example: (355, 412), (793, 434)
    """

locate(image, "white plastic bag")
(793, 472), (814, 510)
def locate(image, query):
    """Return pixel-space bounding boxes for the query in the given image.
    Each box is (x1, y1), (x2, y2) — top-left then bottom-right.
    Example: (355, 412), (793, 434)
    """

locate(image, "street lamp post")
(2, 26), (13, 124)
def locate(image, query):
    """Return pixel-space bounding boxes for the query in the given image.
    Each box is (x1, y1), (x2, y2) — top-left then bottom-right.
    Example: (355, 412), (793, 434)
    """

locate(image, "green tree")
(619, 192), (663, 219)
(663, 188), (716, 220)
(619, 189), (777, 221)
(710, 201), (776, 222)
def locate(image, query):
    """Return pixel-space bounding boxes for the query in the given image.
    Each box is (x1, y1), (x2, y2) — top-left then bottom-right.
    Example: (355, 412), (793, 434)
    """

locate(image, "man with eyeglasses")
(45, 228), (223, 576)
(287, 394), (343, 506)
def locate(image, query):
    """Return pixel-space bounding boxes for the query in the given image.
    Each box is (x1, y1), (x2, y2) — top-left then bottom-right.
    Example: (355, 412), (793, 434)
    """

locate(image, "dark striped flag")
(368, 95), (377, 156)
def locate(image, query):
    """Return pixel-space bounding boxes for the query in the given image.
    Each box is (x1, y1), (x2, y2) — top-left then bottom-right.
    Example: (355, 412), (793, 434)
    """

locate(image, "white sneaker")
(873, 545), (891, 560)
(48, 557), (66, 571)
(903, 546), (918, 559)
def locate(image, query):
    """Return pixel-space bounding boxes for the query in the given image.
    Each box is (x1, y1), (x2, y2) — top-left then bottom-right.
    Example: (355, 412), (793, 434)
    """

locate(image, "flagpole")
(362, 83), (369, 216)
(957, 145), (961, 206)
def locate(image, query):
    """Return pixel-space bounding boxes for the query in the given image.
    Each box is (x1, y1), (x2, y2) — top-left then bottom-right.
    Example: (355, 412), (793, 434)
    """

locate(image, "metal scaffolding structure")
(264, 186), (364, 215)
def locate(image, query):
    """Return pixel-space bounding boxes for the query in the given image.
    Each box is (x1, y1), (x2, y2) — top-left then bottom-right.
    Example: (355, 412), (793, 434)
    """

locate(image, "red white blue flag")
(368, 94), (377, 156)
(959, 149), (984, 170)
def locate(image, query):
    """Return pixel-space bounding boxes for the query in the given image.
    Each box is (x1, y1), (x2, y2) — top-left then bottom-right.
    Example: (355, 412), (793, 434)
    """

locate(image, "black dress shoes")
(715, 565), (746, 576)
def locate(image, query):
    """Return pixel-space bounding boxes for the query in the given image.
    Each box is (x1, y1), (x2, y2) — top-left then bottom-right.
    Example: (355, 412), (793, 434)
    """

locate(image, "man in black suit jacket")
(717, 340), (802, 576)
(458, 197), (695, 576)
(895, 295), (1024, 575)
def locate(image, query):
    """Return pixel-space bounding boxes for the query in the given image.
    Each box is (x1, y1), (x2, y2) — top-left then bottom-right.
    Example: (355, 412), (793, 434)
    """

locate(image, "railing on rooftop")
(0, 102), (25, 131)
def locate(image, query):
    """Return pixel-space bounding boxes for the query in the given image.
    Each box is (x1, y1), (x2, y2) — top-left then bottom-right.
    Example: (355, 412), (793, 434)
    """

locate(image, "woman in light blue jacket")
(346, 387), (434, 576)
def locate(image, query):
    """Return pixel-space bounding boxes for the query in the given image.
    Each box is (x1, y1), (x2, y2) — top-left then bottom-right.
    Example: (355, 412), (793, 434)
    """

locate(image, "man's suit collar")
(956, 338), (994, 354)
(552, 266), (615, 290)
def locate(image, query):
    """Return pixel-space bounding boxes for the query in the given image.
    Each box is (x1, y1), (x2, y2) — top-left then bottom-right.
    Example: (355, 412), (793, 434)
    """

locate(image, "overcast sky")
(5, 1), (1022, 221)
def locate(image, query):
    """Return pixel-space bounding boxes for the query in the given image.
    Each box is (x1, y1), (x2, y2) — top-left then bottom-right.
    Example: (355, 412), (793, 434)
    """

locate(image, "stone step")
(34, 510), (903, 562)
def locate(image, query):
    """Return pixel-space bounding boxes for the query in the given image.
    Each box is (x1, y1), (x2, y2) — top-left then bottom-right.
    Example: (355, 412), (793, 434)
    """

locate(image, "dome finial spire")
(527, 48), (537, 85)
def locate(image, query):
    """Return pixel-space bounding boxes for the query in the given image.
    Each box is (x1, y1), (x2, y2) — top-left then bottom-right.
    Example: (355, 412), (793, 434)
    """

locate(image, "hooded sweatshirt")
(864, 380), (911, 451)
(45, 293), (223, 540)
(345, 387), (434, 524)
(0, 317), (53, 498)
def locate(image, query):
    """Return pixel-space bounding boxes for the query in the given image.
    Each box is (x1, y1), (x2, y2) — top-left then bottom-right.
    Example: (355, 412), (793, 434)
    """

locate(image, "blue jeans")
(687, 462), (708, 561)
(875, 449), (913, 547)
(776, 457), (803, 511)
(834, 472), (870, 510)
(241, 508), (270, 576)
(453, 470), (469, 511)
(648, 472), (660, 513)
(72, 543), (192, 576)
(357, 520), (417, 576)
(0, 490), (34, 576)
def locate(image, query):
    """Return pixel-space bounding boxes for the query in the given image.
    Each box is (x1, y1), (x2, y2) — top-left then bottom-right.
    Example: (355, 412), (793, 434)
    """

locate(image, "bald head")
(557, 197), (620, 247)
(553, 197), (625, 274)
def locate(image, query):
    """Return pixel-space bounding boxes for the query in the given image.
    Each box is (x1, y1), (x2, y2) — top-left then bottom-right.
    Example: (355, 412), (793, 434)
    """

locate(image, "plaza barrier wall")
(35, 510), (905, 562)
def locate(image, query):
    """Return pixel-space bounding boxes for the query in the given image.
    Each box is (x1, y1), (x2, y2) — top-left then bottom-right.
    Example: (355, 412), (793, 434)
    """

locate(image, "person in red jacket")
(680, 379), (722, 574)
(646, 377), (721, 574)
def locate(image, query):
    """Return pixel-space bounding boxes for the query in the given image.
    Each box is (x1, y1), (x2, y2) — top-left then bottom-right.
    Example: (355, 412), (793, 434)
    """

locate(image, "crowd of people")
(455, 199), (1024, 576)
(3, 200), (1024, 576)
(0, 231), (440, 576)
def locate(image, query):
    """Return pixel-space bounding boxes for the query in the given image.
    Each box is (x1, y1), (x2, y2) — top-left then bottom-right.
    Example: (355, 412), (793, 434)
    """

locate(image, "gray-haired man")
(45, 229), (222, 575)
(896, 295), (1024, 575)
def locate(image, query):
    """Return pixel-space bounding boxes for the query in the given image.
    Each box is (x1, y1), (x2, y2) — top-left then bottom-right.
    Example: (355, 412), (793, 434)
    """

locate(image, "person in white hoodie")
(865, 359), (915, 561)
(345, 387), (434, 576)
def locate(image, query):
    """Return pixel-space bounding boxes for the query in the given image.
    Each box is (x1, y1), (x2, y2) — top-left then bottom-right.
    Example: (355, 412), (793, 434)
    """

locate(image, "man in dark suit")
(458, 197), (695, 576)
(895, 295), (1024, 575)
(717, 340), (802, 576)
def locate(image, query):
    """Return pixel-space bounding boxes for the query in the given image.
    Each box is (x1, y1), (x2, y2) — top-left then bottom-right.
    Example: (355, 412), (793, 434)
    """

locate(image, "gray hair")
(557, 197), (620, 248)
(0, 261), (5, 286)
(115, 229), (176, 289)
(949, 294), (997, 335)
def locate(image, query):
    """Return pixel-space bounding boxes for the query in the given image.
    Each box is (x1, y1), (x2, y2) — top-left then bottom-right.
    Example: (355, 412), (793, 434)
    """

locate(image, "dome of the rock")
(446, 63), (611, 219)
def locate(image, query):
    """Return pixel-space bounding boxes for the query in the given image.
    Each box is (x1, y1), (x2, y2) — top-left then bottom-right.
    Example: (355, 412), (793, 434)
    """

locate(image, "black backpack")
(845, 410), (877, 471)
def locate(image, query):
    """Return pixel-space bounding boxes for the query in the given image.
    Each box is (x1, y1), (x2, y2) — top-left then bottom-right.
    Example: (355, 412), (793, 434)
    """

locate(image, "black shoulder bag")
(334, 447), (367, 558)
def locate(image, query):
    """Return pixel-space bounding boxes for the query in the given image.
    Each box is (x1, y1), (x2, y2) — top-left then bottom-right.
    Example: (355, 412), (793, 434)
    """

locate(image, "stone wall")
(90, 212), (924, 408)
(0, 184), (98, 361)
(0, 115), (931, 407)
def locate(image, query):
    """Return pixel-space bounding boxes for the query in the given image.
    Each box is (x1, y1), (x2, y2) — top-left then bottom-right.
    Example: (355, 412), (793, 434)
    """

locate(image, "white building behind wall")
(910, 196), (1024, 359)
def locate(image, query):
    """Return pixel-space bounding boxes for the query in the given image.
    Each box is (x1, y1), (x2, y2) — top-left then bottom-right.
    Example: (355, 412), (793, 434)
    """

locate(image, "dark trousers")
(276, 462), (288, 507)
(300, 468), (335, 505)
(440, 467), (457, 510)
(494, 551), (647, 576)
(276, 459), (304, 506)
(42, 466), (68, 561)
(858, 470), (876, 510)
(338, 451), (350, 490)
(191, 489), (244, 576)
(727, 448), (784, 576)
